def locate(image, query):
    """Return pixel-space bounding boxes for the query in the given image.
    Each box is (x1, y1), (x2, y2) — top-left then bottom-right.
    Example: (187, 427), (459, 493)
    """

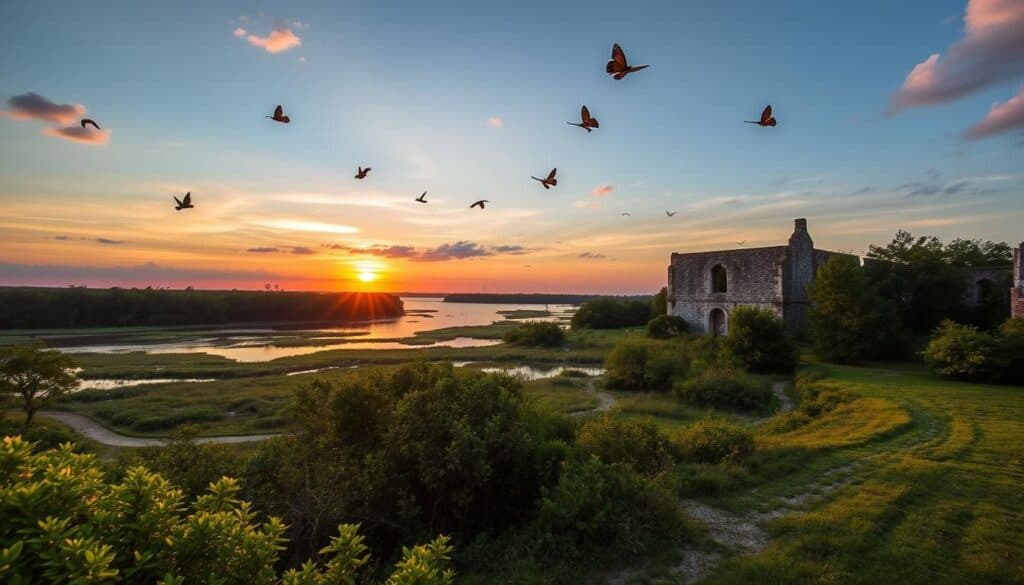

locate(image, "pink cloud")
(591, 184), (614, 197)
(6, 92), (84, 124)
(964, 86), (1024, 139)
(233, 27), (247, 38)
(41, 125), (110, 145)
(890, 0), (1024, 112)
(487, 116), (504, 128)
(245, 27), (302, 54)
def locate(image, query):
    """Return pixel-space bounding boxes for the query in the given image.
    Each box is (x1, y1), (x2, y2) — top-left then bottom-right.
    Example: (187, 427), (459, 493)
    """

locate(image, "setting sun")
(357, 270), (377, 283)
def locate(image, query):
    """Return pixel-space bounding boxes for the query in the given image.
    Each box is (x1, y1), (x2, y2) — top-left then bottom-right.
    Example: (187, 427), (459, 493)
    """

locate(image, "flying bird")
(531, 168), (558, 189)
(470, 199), (489, 209)
(355, 166), (371, 179)
(745, 105), (777, 127)
(173, 192), (193, 211)
(665, 211), (678, 217)
(266, 105), (290, 124)
(621, 212), (631, 216)
(416, 191), (428, 203)
(80, 119), (100, 130)
(567, 106), (599, 132)
(606, 43), (649, 80)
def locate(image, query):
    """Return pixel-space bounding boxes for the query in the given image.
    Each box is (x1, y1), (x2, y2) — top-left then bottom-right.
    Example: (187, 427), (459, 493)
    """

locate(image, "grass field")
(622, 360), (1024, 585)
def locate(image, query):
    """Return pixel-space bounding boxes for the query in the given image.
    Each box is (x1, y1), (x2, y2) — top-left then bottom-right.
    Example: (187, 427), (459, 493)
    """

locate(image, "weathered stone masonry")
(1013, 243), (1024, 319)
(667, 218), (854, 335)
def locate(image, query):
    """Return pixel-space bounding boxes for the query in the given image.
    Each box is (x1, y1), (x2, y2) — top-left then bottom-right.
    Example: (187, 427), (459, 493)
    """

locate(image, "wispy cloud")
(41, 125), (110, 145)
(328, 241), (531, 262)
(247, 247), (280, 253)
(889, 0), (1024, 112)
(54, 235), (71, 241)
(5, 92), (84, 124)
(290, 246), (316, 255)
(964, 86), (1024, 140)
(416, 241), (494, 262)
(487, 116), (504, 128)
(257, 219), (359, 234)
(578, 252), (607, 260)
(236, 26), (302, 54)
(95, 238), (125, 245)
(591, 184), (614, 197)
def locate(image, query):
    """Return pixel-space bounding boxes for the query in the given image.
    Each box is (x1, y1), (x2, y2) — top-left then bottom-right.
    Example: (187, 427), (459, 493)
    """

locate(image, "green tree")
(0, 342), (78, 425)
(571, 298), (651, 329)
(604, 339), (683, 391)
(922, 320), (999, 379)
(650, 287), (668, 317)
(722, 306), (798, 373)
(808, 256), (902, 363)
(503, 322), (565, 346)
(646, 314), (688, 339)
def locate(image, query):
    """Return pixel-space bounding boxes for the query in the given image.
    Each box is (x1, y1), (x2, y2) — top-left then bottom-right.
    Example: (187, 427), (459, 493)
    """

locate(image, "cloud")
(591, 184), (614, 197)
(243, 27), (302, 53)
(491, 245), (527, 255)
(578, 252), (607, 259)
(573, 200), (601, 209)
(487, 116), (504, 128)
(964, 86), (1024, 139)
(248, 247), (280, 253)
(290, 246), (316, 255)
(55, 235), (71, 241)
(6, 92), (84, 124)
(41, 125), (110, 145)
(95, 238), (124, 245)
(889, 0), (1024, 112)
(416, 241), (494, 262)
(898, 178), (996, 197)
(0, 260), (284, 288)
(334, 244), (419, 258)
(850, 186), (874, 195)
(257, 219), (359, 234)
(233, 27), (247, 37)
(925, 167), (943, 180)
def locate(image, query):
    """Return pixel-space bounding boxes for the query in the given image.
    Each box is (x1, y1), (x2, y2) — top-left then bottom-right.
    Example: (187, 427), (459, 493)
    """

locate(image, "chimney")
(794, 218), (808, 235)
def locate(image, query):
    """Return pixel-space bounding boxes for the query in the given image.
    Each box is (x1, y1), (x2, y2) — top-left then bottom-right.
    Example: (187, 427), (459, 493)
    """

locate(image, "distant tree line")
(0, 287), (404, 329)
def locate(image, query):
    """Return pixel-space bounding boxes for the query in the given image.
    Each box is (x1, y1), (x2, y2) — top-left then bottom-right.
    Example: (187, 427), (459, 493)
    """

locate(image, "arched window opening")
(711, 265), (728, 293)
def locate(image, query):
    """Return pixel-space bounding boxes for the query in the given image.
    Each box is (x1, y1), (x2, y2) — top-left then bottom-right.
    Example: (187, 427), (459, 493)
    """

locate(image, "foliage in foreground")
(674, 367), (774, 412)
(603, 338), (683, 391)
(570, 297), (651, 330)
(0, 436), (454, 585)
(672, 414), (754, 464)
(646, 314), (688, 339)
(721, 306), (798, 374)
(502, 321), (565, 347)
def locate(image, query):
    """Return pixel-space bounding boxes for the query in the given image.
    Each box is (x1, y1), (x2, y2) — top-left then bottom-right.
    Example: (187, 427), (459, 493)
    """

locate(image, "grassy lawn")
(689, 361), (1024, 585)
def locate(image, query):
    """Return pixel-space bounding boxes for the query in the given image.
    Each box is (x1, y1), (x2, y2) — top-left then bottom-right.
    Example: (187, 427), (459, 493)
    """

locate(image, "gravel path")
(772, 380), (794, 412)
(38, 410), (280, 447)
(571, 378), (615, 416)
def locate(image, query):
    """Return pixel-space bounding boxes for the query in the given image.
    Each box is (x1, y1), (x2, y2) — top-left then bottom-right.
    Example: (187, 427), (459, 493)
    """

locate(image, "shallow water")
(476, 364), (605, 381)
(55, 298), (569, 362)
(76, 378), (216, 391)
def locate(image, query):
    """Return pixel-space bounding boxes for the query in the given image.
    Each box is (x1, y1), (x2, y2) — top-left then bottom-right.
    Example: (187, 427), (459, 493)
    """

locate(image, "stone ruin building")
(1013, 243), (1024, 319)
(666, 218), (856, 336)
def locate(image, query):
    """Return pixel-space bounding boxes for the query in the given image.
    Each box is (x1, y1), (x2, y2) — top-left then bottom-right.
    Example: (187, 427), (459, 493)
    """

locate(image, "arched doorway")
(709, 308), (727, 337)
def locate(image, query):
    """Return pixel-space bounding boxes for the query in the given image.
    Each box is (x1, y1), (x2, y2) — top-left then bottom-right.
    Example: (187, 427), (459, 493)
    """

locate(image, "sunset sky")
(1, 0), (1022, 294)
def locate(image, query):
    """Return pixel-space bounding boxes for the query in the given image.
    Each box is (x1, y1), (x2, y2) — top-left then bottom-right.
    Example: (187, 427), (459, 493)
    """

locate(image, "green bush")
(573, 414), (675, 475)
(646, 314), (688, 339)
(532, 457), (687, 558)
(502, 321), (565, 346)
(995, 318), (1024, 384)
(672, 415), (754, 464)
(722, 306), (798, 374)
(922, 320), (1000, 379)
(604, 339), (684, 391)
(570, 298), (651, 329)
(674, 368), (773, 412)
(0, 437), (455, 585)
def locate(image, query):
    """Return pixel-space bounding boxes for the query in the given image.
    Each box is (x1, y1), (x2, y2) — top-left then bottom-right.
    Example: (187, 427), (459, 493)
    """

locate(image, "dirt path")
(37, 410), (280, 447)
(571, 378), (615, 417)
(772, 380), (793, 412)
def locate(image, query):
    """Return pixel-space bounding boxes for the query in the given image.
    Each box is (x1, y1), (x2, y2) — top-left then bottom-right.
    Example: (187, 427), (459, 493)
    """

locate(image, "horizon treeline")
(0, 287), (404, 329)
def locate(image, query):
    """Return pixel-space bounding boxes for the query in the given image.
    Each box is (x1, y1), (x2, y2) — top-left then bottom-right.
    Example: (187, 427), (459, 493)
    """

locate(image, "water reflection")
(76, 378), (215, 391)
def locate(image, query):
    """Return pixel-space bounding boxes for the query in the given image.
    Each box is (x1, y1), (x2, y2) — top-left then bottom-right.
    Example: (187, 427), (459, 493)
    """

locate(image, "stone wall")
(961, 266), (1012, 306)
(1013, 244), (1024, 319)
(668, 246), (787, 334)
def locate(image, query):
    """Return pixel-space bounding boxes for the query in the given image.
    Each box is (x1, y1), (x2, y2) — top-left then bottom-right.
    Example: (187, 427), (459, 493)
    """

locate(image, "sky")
(0, 0), (1022, 294)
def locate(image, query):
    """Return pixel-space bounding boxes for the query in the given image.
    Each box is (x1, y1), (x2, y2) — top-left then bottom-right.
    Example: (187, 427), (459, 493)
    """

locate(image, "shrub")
(922, 320), (1000, 379)
(722, 306), (798, 374)
(604, 339), (684, 391)
(573, 414), (675, 475)
(646, 314), (688, 339)
(674, 368), (773, 412)
(502, 321), (565, 346)
(532, 457), (687, 558)
(0, 437), (455, 585)
(672, 415), (754, 464)
(570, 298), (651, 329)
(995, 318), (1024, 384)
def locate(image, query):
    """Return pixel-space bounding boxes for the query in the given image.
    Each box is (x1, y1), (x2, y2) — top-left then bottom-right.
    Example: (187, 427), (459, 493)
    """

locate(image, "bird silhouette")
(470, 199), (489, 209)
(621, 212), (631, 216)
(355, 166), (371, 179)
(173, 192), (193, 211)
(665, 211), (678, 217)
(531, 168), (558, 189)
(606, 43), (649, 80)
(266, 105), (290, 124)
(416, 191), (428, 203)
(567, 106), (599, 132)
(80, 119), (100, 130)
(745, 105), (777, 127)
